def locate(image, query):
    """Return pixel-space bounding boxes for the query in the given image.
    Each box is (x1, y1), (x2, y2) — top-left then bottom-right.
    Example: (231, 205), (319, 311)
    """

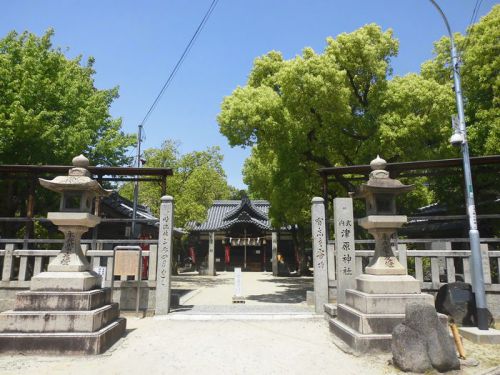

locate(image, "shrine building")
(187, 197), (294, 274)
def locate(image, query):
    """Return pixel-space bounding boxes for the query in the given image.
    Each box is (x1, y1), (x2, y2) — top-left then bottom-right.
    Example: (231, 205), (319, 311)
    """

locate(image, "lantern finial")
(370, 155), (386, 171)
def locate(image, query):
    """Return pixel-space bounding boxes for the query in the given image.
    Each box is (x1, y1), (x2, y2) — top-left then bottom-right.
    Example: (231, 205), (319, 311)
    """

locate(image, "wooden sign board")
(114, 250), (140, 276)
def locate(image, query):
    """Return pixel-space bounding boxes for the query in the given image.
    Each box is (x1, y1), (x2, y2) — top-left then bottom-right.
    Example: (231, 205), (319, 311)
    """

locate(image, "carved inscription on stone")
(314, 216), (326, 270)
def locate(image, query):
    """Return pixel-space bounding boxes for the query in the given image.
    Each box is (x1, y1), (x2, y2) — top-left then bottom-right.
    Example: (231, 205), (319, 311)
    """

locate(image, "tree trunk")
(292, 225), (310, 276)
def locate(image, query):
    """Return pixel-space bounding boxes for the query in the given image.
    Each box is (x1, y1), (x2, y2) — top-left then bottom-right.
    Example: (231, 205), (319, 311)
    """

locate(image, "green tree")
(420, 6), (500, 215)
(218, 24), (460, 272)
(0, 30), (135, 235)
(0, 29), (134, 166)
(120, 140), (233, 228)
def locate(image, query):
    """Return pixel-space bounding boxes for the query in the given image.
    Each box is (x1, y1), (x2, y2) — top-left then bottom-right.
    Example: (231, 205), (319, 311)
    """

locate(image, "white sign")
(234, 267), (243, 297)
(93, 266), (107, 288)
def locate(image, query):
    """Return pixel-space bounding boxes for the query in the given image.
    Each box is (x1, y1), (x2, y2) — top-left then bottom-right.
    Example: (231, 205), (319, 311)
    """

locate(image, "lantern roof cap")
(355, 155), (413, 198)
(38, 154), (111, 197)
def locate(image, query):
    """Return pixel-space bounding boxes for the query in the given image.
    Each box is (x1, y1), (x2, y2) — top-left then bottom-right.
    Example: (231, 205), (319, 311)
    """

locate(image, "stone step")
(329, 318), (392, 354)
(337, 304), (404, 335)
(0, 318), (126, 355)
(0, 303), (119, 333)
(14, 288), (111, 311)
(345, 289), (434, 314)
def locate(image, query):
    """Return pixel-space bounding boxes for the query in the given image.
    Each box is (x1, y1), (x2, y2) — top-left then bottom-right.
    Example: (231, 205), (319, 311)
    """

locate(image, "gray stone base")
(14, 289), (111, 311)
(356, 274), (420, 294)
(337, 304), (405, 334)
(0, 284), (126, 354)
(459, 327), (500, 344)
(30, 271), (101, 292)
(346, 289), (434, 314)
(329, 318), (392, 353)
(0, 317), (126, 354)
(0, 303), (119, 333)
(330, 273), (437, 354)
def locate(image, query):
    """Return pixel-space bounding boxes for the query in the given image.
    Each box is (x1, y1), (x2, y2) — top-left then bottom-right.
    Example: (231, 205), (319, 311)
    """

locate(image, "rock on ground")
(392, 302), (460, 373)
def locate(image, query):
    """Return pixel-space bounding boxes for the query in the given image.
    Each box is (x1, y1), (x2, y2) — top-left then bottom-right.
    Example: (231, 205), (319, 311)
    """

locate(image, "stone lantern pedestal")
(329, 156), (439, 354)
(0, 155), (126, 354)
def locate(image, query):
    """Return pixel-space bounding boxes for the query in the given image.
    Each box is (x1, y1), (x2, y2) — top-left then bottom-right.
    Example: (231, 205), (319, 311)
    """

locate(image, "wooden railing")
(327, 239), (500, 292)
(0, 239), (159, 288)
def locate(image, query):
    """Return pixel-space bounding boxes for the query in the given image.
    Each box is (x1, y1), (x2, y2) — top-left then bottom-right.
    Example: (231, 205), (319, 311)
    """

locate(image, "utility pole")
(429, 0), (489, 330)
(131, 124), (143, 239)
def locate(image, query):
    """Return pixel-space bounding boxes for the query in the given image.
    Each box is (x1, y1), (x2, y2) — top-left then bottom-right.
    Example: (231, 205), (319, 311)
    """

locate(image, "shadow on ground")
(245, 277), (312, 304)
(172, 275), (232, 288)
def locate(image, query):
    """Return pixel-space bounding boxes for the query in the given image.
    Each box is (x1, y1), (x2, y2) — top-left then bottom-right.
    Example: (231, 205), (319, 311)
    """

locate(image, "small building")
(188, 197), (294, 274)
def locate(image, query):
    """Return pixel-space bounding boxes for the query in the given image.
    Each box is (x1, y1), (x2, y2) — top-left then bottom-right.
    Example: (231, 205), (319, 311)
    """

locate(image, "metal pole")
(429, 0), (488, 330)
(131, 124), (143, 239)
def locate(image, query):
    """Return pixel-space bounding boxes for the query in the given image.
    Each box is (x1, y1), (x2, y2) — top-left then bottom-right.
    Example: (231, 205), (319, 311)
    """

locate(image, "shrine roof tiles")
(188, 199), (272, 232)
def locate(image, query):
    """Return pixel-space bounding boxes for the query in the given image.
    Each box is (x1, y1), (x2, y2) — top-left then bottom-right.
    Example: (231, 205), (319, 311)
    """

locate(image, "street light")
(429, 0), (489, 330)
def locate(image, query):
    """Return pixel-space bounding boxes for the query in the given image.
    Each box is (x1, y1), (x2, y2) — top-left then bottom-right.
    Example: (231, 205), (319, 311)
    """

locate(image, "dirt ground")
(0, 317), (499, 375)
(0, 272), (499, 374)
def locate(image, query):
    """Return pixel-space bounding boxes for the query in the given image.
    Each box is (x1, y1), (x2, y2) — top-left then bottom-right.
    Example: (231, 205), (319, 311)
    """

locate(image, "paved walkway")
(172, 271), (313, 311)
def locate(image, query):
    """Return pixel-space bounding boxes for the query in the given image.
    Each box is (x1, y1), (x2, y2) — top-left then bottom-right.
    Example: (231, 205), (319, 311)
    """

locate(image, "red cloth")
(189, 246), (196, 264)
(225, 244), (231, 265)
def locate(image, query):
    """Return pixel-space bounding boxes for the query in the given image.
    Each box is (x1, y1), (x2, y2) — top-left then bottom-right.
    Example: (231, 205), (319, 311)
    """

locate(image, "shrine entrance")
(187, 197), (296, 275)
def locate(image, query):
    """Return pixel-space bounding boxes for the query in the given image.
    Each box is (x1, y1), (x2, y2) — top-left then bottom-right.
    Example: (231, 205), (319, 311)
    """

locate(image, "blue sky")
(1, 0), (497, 188)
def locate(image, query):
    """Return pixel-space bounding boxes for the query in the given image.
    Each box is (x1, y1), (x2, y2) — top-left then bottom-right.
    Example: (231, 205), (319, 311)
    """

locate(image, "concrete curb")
(155, 314), (323, 321)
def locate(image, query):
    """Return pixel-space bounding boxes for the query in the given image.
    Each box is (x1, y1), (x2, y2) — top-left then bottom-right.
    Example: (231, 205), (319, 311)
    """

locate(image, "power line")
(139, 0), (220, 128)
(461, 0), (484, 54)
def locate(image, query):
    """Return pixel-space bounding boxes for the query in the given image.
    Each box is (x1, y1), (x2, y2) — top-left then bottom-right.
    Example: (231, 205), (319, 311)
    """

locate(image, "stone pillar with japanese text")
(333, 198), (356, 304)
(155, 195), (174, 315)
(311, 197), (328, 314)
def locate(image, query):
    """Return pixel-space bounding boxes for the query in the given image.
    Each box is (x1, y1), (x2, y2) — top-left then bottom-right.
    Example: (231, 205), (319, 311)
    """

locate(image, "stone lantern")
(355, 155), (413, 275)
(329, 155), (434, 354)
(0, 154), (125, 355)
(32, 154), (111, 288)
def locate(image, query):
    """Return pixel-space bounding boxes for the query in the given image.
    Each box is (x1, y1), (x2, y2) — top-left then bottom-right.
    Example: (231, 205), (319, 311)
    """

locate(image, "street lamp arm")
(429, 0), (454, 44)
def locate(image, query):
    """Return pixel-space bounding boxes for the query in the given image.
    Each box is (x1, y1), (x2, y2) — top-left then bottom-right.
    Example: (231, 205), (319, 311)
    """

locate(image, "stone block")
(459, 327), (500, 345)
(0, 317), (126, 354)
(30, 271), (101, 292)
(14, 289), (111, 311)
(337, 304), (404, 335)
(356, 274), (421, 294)
(329, 318), (392, 354)
(324, 303), (337, 318)
(346, 289), (434, 314)
(0, 303), (119, 333)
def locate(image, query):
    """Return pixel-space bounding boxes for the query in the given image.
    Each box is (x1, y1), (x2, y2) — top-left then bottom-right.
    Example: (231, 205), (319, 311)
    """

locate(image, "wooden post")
(271, 232), (278, 276)
(148, 244), (158, 281)
(208, 232), (216, 276)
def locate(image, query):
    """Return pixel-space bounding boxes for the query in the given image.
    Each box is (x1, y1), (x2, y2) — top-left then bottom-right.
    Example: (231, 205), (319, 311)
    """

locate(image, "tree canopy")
(0, 29), (135, 166)
(218, 6), (499, 232)
(0, 29), (135, 230)
(120, 140), (235, 228)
